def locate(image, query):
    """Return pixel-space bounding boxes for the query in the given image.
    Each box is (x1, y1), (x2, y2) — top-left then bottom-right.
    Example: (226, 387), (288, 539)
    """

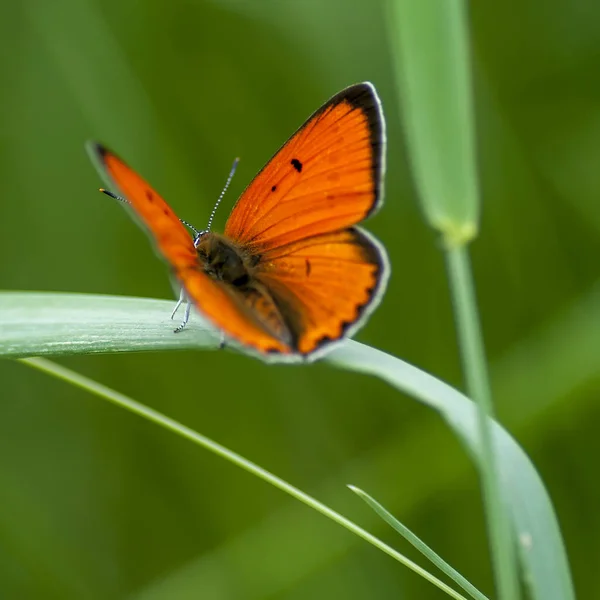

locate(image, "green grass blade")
(0, 292), (574, 599)
(349, 486), (488, 600)
(18, 356), (470, 600)
(0, 292), (219, 357)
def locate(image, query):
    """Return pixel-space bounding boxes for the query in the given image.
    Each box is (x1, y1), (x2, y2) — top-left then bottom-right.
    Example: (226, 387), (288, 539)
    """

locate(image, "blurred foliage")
(0, 0), (598, 598)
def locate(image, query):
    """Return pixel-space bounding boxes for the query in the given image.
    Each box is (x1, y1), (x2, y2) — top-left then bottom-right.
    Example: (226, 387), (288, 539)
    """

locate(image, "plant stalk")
(445, 243), (520, 600)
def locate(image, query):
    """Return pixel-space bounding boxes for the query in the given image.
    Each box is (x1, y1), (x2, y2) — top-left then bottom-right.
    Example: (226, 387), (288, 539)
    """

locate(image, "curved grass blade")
(0, 292), (218, 358)
(329, 344), (575, 600)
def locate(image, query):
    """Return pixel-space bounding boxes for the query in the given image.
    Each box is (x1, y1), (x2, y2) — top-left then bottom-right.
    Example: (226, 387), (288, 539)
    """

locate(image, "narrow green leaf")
(349, 486), (489, 600)
(0, 292), (219, 357)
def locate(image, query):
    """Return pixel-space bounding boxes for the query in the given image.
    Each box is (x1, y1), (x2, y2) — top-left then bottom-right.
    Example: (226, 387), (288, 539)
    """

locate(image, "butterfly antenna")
(180, 219), (201, 238)
(100, 188), (129, 204)
(206, 157), (240, 232)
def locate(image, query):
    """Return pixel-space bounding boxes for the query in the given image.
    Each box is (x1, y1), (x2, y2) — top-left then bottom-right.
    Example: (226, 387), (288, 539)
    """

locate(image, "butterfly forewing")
(224, 83), (385, 252)
(90, 144), (198, 272)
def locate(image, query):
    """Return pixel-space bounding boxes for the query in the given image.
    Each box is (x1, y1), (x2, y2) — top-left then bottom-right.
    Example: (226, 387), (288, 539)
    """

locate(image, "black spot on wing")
(291, 158), (303, 172)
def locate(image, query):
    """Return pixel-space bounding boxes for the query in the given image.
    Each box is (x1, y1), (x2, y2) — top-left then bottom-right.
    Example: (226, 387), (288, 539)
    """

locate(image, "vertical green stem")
(446, 244), (520, 599)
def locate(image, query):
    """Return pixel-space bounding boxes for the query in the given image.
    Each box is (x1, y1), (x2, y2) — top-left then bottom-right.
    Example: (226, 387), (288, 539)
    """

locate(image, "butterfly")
(88, 82), (389, 361)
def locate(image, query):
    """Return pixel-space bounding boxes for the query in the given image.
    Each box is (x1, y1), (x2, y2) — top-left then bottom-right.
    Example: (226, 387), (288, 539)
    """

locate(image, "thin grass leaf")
(349, 485), (488, 600)
(0, 292), (218, 357)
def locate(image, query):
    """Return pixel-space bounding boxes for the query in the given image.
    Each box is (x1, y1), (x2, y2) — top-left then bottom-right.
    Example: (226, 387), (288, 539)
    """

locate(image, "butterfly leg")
(171, 287), (186, 320)
(173, 302), (192, 333)
(218, 330), (226, 349)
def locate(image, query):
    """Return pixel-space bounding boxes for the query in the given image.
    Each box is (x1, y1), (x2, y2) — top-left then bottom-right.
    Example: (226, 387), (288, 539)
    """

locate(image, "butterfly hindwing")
(255, 228), (388, 355)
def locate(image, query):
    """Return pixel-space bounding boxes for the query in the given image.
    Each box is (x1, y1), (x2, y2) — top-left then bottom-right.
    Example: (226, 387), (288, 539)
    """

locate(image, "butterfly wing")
(224, 82), (388, 356)
(255, 228), (387, 355)
(88, 143), (291, 353)
(88, 143), (199, 272)
(224, 82), (385, 250)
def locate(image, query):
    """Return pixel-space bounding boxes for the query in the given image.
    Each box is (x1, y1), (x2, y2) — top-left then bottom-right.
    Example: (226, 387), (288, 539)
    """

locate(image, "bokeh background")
(1, 1), (599, 598)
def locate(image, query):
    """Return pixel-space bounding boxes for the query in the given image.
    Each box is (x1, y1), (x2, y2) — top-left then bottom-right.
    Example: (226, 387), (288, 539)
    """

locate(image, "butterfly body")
(89, 82), (389, 360)
(192, 231), (291, 347)
(195, 232), (257, 287)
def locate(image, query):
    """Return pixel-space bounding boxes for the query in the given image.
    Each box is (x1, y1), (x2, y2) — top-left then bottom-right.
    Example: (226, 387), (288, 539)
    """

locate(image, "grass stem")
(445, 243), (520, 599)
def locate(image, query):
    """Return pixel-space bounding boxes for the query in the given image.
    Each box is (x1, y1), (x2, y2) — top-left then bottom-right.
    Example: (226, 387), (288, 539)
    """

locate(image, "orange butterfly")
(88, 82), (389, 360)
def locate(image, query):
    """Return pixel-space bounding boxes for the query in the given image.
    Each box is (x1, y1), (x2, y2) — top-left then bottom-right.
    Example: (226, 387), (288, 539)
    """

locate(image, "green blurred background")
(1, 0), (599, 598)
